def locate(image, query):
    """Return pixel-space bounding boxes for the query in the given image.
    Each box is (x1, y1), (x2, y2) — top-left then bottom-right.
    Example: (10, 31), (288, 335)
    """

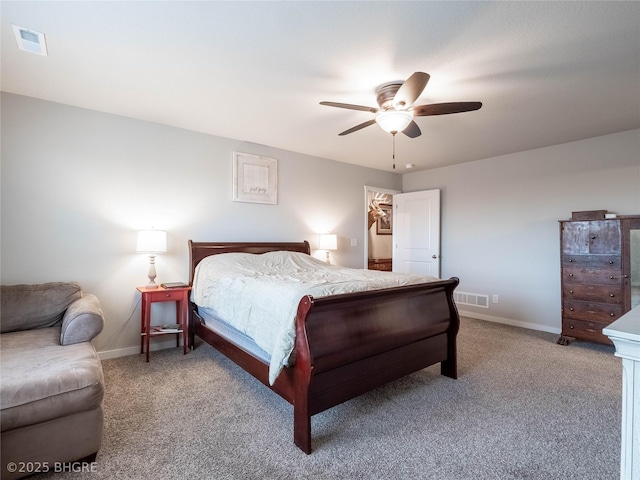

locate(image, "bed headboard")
(188, 240), (311, 285)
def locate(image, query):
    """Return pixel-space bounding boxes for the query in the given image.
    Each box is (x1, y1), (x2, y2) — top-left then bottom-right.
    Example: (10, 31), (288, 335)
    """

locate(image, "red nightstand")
(137, 285), (191, 362)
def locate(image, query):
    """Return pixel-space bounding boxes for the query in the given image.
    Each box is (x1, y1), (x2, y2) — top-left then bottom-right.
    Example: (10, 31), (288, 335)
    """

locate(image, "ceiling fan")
(320, 72), (482, 138)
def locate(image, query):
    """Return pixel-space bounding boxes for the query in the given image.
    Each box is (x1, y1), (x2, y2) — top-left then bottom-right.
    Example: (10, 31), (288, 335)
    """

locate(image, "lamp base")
(146, 255), (159, 289)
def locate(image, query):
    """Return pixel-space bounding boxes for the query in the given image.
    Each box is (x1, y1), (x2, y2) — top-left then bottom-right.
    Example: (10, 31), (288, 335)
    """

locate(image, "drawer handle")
(165, 294), (171, 297)
(609, 293), (615, 298)
(610, 276), (615, 280)
(569, 307), (574, 311)
(609, 261), (614, 264)
(569, 290), (574, 294)
(568, 259), (574, 263)
(569, 325), (574, 329)
(610, 313), (615, 317)
(568, 273), (574, 277)
(591, 236), (596, 240)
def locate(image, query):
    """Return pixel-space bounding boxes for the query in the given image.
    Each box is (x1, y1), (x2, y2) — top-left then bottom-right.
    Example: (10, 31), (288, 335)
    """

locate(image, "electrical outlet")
(492, 294), (499, 304)
(350, 238), (357, 247)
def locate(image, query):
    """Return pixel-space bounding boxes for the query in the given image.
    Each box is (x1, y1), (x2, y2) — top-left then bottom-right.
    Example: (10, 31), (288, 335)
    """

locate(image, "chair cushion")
(1, 282), (82, 333)
(0, 327), (104, 431)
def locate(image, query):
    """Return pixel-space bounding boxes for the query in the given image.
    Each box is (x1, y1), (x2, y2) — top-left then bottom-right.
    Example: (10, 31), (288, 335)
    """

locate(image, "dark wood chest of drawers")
(559, 217), (639, 345)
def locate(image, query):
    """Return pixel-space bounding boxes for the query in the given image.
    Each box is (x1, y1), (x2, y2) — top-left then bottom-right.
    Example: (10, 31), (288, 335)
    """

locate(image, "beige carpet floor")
(39, 317), (622, 479)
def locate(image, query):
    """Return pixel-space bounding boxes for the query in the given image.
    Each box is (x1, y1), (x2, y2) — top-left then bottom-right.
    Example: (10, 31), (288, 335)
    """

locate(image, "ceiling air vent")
(12, 25), (48, 56)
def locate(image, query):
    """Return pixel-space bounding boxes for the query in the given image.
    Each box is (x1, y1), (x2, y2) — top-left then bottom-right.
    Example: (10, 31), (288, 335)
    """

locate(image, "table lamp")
(318, 233), (338, 265)
(136, 230), (167, 288)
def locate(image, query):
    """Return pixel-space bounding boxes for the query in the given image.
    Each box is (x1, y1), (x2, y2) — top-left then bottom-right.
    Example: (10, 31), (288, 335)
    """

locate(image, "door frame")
(363, 185), (401, 269)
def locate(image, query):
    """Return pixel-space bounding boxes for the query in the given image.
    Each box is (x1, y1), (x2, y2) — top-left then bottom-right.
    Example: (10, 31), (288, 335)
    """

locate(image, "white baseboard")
(458, 310), (562, 335)
(98, 338), (185, 361)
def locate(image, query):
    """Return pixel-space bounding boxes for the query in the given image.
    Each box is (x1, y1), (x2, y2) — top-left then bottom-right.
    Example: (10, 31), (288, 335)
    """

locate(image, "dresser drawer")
(562, 284), (623, 304)
(562, 255), (621, 268)
(563, 300), (624, 322)
(562, 267), (623, 285)
(562, 318), (613, 345)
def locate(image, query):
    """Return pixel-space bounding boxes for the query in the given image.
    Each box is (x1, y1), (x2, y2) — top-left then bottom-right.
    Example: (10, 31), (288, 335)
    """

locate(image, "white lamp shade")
(136, 230), (167, 253)
(318, 234), (337, 251)
(375, 110), (413, 134)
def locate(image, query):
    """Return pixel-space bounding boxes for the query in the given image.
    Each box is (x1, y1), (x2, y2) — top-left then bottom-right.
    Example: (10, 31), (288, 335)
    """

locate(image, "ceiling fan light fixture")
(375, 110), (413, 134)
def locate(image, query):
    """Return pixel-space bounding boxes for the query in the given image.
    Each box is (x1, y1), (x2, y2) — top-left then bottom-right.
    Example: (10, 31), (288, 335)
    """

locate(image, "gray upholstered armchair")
(0, 282), (105, 480)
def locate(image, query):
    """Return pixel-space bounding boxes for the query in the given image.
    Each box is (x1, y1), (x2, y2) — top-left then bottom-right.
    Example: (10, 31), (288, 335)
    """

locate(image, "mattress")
(197, 306), (271, 365)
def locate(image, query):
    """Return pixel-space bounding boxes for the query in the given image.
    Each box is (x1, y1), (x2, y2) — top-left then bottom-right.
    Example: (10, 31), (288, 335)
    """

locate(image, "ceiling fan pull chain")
(392, 133), (396, 169)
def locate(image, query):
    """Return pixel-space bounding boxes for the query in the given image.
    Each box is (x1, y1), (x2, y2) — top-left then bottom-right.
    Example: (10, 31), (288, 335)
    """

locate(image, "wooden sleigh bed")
(188, 240), (460, 453)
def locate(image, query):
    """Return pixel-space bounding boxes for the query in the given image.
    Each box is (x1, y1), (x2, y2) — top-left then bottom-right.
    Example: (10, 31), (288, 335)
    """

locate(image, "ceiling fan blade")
(393, 72), (430, 108)
(413, 102), (482, 116)
(338, 119), (377, 136)
(320, 101), (378, 113)
(402, 120), (421, 138)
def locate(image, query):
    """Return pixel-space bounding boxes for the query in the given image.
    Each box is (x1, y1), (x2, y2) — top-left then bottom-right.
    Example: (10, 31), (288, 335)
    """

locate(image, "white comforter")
(191, 251), (439, 384)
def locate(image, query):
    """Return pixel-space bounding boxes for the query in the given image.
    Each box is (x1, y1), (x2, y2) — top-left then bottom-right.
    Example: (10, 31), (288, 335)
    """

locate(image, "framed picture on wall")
(376, 204), (392, 235)
(233, 152), (278, 204)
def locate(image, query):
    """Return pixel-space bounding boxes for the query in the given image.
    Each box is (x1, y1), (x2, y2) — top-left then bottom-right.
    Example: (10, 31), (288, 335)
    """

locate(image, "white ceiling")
(2, 1), (639, 173)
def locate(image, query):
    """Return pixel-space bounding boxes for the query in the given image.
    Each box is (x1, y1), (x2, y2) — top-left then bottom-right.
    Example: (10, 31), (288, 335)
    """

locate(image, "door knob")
(432, 255), (438, 259)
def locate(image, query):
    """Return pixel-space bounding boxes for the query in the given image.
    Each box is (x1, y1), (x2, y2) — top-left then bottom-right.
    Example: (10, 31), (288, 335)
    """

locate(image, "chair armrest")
(60, 294), (105, 345)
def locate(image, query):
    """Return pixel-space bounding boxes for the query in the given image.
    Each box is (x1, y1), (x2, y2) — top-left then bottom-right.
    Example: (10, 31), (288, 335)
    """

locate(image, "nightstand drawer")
(146, 288), (187, 302)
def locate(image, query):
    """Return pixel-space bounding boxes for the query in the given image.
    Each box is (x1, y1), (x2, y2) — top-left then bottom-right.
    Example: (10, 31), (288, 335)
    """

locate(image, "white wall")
(368, 223), (393, 259)
(3, 93), (638, 352)
(403, 129), (640, 333)
(1, 93), (401, 357)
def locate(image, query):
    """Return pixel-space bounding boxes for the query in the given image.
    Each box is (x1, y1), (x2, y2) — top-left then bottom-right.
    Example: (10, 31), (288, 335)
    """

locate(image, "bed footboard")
(292, 278), (459, 453)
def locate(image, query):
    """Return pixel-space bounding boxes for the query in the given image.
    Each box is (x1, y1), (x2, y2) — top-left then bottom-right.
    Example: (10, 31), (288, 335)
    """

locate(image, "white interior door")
(393, 189), (441, 277)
